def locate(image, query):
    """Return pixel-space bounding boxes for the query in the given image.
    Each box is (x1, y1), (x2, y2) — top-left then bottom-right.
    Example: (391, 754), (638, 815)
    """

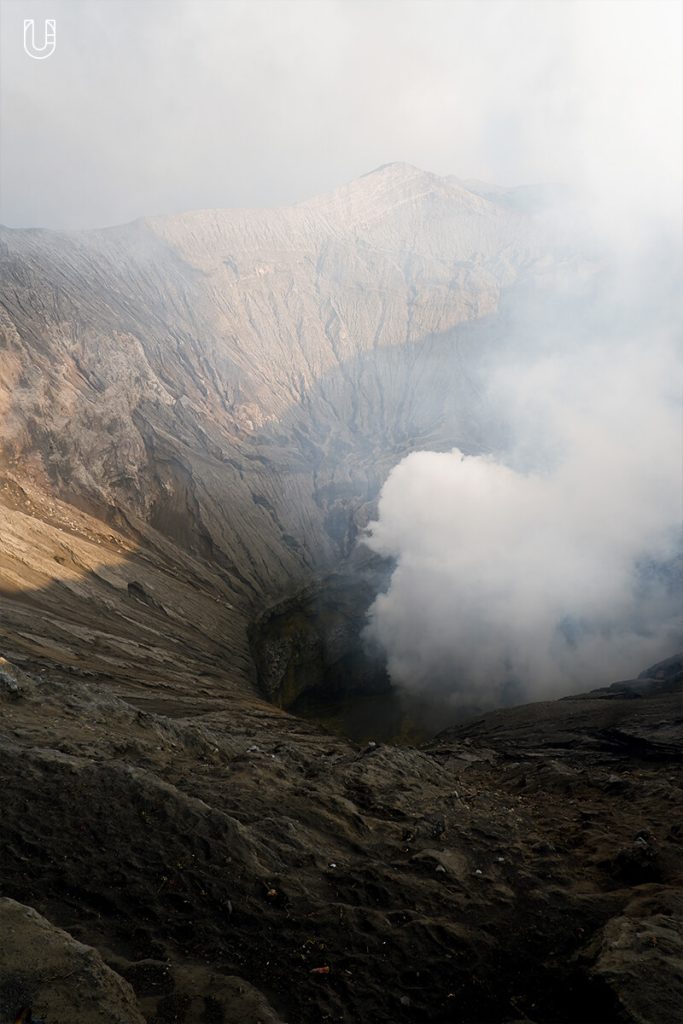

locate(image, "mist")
(1, 0), (680, 229)
(361, 0), (682, 707)
(363, 195), (682, 708)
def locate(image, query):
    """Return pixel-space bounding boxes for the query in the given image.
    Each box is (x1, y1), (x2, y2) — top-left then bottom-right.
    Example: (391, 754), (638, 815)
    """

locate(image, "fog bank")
(364, 225), (682, 706)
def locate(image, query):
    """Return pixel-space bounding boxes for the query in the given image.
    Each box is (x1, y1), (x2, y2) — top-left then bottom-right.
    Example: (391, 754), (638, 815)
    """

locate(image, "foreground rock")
(0, 898), (145, 1023)
(588, 891), (683, 1024)
(0, 651), (680, 1023)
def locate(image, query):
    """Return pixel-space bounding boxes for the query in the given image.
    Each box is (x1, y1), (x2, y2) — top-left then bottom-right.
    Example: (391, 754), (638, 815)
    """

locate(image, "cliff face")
(0, 163), (552, 687)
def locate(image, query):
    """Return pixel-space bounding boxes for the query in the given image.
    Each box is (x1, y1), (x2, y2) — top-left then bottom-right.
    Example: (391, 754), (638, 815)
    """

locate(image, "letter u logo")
(24, 19), (57, 60)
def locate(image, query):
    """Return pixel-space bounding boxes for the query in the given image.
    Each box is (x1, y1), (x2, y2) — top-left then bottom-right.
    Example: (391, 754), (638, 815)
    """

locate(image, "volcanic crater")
(0, 164), (681, 1024)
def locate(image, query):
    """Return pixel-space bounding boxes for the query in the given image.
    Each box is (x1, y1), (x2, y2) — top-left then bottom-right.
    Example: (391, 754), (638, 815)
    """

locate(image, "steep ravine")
(248, 560), (406, 744)
(0, 165), (545, 620)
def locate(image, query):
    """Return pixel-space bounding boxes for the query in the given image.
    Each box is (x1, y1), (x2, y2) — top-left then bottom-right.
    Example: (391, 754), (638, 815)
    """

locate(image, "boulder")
(0, 898), (145, 1024)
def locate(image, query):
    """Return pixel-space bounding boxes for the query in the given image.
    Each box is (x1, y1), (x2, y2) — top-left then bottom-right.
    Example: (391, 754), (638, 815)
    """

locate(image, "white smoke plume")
(360, 0), (682, 710)
(364, 223), (681, 706)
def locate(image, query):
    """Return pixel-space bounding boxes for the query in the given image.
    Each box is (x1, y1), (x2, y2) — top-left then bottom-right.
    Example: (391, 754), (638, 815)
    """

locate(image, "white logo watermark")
(23, 18), (56, 60)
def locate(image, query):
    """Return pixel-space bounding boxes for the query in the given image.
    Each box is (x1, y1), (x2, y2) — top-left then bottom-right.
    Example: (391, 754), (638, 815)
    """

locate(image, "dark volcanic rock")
(0, 650), (680, 1023)
(0, 897), (145, 1024)
(587, 891), (683, 1024)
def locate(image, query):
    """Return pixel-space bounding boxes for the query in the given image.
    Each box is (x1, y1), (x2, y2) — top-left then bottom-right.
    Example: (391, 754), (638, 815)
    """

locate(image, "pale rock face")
(0, 162), (559, 684)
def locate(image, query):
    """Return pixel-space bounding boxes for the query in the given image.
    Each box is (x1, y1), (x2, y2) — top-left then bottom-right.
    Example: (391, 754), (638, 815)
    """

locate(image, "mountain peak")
(298, 161), (482, 225)
(361, 161), (430, 178)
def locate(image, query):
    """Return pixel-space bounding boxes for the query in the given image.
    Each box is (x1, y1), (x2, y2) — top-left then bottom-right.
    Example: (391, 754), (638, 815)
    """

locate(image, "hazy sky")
(0, 0), (681, 228)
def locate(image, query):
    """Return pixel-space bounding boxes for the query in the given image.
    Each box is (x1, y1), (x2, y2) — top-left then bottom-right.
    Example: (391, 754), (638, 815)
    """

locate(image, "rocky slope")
(0, 164), (680, 1023)
(0, 163), (552, 670)
(0, 650), (680, 1024)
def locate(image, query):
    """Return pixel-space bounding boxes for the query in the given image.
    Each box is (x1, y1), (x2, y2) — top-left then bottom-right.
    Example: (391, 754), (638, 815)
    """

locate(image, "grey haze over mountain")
(1, 0), (680, 230)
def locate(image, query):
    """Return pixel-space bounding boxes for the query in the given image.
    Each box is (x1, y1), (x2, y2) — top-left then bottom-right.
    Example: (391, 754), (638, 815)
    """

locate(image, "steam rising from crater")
(364, 238), (682, 705)
(357, 0), (682, 709)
